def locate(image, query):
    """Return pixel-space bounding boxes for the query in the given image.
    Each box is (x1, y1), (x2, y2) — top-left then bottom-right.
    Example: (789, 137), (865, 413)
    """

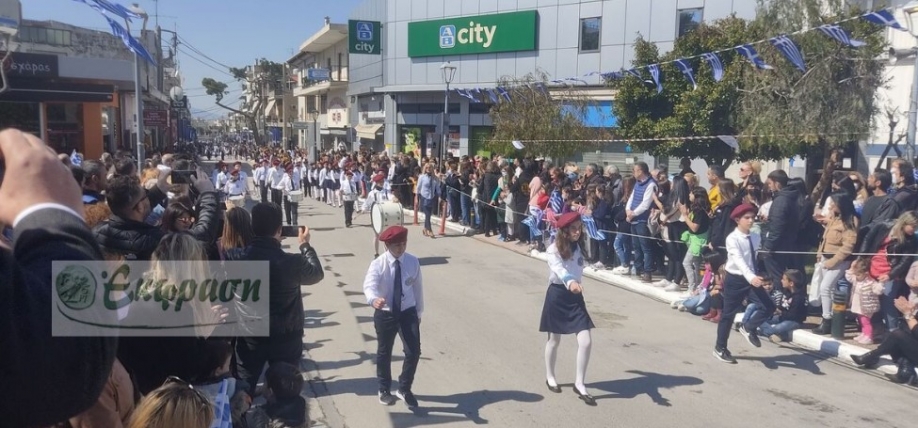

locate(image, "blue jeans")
(460, 193), (472, 225)
(630, 221), (654, 274)
(757, 317), (801, 341)
(880, 280), (906, 331)
(682, 293), (711, 315)
(741, 302), (762, 325)
(614, 232), (632, 267)
(421, 197), (434, 231)
(474, 200), (482, 229)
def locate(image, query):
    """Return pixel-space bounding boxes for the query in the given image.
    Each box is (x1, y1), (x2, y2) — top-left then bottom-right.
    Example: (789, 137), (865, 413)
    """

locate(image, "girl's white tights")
(544, 330), (592, 393)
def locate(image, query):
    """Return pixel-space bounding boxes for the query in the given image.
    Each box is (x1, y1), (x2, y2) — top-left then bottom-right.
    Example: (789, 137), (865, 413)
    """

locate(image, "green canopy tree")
(202, 58), (285, 146)
(486, 71), (609, 159)
(610, 0), (887, 188)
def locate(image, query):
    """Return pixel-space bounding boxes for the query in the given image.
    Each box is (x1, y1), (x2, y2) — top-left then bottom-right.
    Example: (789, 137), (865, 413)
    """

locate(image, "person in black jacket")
(891, 159), (918, 212)
(94, 172), (220, 261)
(759, 170), (800, 287)
(861, 169), (900, 226)
(229, 203), (325, 394)
(0, 129), (117, 427)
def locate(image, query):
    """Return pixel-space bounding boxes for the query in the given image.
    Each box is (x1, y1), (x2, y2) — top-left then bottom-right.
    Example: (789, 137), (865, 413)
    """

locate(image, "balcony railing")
(299, 65), (348, 89)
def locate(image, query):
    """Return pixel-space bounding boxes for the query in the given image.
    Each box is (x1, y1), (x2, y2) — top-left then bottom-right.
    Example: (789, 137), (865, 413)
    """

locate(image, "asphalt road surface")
(200, 159), (914, 427)
(274, 195), (916, 428)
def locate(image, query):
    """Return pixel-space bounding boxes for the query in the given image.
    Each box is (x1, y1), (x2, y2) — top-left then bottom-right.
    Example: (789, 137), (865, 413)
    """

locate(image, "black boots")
(888, 358), (918, 385)
(812, 319), (832, 335)
(851, 350), (880, 368)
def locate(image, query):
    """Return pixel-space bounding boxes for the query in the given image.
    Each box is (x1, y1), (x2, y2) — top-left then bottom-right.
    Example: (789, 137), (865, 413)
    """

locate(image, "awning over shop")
(0, 80), (114, 103)
(355, 123), (384, 140)
(264, 99), (277, 117)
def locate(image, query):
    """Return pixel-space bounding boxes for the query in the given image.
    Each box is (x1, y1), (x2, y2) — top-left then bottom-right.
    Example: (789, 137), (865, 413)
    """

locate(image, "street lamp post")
(128, 3), (148, 171)
(903, 1), (918, 163)
(309, 109), (319, 162)
(440, 62), (457, 162)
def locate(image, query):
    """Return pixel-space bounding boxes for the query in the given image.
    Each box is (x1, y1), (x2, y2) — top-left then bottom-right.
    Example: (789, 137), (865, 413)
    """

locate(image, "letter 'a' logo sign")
(356, 22), (373, 41)
(439, 25), (456, 48)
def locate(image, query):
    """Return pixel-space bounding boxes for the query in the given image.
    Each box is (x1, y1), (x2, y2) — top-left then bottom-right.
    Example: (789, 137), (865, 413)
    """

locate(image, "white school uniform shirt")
(318, 167), (328, 184)
(254, 166), (267, 185)
(215, 171), (228, 189)
(341, 176), (358, 201)
(363, 251), (424, 318)
(291, 167), (302, 189)
(547, 243), (584, 289)
(362, 186), (390, 212)
(310, 167), (319, 182)
(280, 174), (297, 195)
(270, 167), (286, 190)
(224, 175), (246, 196)
(725, 228), (761, 283)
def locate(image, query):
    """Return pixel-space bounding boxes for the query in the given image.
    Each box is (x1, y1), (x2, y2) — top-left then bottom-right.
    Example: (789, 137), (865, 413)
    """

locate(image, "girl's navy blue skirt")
(539, 283), (595, 334)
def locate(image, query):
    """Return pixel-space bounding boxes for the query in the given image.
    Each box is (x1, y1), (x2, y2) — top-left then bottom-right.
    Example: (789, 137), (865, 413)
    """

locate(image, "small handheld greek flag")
(549, 190), (563, 214)
(582, 215), (606, 241)
(70, 149), (83, 166)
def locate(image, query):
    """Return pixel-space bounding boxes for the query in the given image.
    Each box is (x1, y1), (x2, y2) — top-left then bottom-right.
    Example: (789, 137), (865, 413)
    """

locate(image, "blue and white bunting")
(769, 35), (806, 72)
(72, 0), (142, 21)
(648, 64), (663, 93)
(452, 9), (896, 100)
(701, 53), (725, 82)
(674, 59), (697, 90)
(103, 15), (157, 66)
(736, 44), (772, 70)
(818, 24), (866, 47)
(861, 9), (907, 31)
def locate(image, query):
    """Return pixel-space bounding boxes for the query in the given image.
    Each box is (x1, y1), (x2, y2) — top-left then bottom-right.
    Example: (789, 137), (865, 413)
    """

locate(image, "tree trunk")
(810, 141), (839, 203)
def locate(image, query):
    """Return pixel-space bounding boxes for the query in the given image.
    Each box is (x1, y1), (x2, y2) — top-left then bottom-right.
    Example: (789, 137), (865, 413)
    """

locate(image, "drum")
(227, 196), (246, 209)
(288, 190), (304, 202)
(372, 202), (404, 234)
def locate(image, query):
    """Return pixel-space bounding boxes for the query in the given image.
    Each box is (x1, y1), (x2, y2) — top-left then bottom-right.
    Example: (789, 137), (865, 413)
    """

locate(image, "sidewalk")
(408, 207), (899, 377)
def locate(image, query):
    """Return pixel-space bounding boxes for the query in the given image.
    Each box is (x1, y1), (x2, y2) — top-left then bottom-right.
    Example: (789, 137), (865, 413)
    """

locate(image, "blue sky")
(25, 0), (364, 118)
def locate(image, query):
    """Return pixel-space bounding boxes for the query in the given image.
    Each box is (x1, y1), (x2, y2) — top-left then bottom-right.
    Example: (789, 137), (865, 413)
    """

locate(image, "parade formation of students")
(5, 129), (918, 427)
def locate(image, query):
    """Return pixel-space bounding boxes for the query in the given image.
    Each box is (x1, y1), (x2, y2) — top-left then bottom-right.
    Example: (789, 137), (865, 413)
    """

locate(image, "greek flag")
(486, 88), (499, 104)
(625, 68), (643, 79)
(455, 88), (476, 101)
(770, 35), (806, 72)
(818, 24), (866, 47)
(674, 59), (697, 90)
(497, 87), (512, 102)
(736, 44), (772, 70)
(548, 189), (563, 214)
(861, 9), (907, 31)
(701, 53), (725, 81)
(601, 71), (625, 81)
(523, 207), (543, 236)
(582, 216), (606, 241)
(648, 64), (663, 94)
(70, 149), (83, 167)
(104, 15), (157, 66)
(73, 0), (141, 21)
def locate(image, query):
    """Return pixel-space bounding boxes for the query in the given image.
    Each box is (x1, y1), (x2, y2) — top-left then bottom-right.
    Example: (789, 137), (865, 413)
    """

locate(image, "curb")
(409, 207), (898, 376)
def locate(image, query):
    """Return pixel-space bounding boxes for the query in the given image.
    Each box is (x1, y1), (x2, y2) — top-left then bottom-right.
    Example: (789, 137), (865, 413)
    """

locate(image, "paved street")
(282, 196), (915, 428)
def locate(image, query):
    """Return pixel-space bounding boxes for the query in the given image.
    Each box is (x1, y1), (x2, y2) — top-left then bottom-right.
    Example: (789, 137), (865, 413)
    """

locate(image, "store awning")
(263, 99), (277, 117)
(355, 123), (384, 140)
(0, 80), (114, 103)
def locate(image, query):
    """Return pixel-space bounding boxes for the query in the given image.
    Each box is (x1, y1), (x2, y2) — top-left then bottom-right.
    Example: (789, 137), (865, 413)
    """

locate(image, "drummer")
(281, 162), (301, 226)
(224, 169), (247, 210)
(361, 172), (393, 258)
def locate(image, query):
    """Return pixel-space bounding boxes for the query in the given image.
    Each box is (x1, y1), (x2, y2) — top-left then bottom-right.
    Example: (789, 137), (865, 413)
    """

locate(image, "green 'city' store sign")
(408, 10), (538, 58)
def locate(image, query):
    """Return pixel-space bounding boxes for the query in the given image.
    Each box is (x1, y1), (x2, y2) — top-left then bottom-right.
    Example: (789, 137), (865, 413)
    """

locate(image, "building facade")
(288, 18), (351, 157)
(346, 0), (759, 162)
(4, 9), (182, 159)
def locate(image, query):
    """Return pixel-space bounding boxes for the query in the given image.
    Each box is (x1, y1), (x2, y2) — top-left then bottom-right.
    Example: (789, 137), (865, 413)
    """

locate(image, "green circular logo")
(55, 265), (97, 311)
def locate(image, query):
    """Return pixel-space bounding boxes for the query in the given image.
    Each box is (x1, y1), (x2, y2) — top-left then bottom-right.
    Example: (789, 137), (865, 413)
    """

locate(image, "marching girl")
(540, 212), (596, 406)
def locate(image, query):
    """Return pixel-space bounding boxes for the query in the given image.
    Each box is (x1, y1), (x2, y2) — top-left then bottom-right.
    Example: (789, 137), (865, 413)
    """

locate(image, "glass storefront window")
(0, 102), (41, 136)
(45, 103), (84, 154)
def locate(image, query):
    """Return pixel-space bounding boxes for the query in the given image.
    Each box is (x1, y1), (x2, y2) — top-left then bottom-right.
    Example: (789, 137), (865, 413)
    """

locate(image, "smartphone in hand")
(281, 225), (303, 237)
(171, 170), (197, 185)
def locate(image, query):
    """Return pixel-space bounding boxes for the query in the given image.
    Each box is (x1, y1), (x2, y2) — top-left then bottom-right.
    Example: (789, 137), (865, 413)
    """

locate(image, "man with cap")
(713, 203), (773, 364)
(363, 225), (424, 407)
(361, 172), (394, 257)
